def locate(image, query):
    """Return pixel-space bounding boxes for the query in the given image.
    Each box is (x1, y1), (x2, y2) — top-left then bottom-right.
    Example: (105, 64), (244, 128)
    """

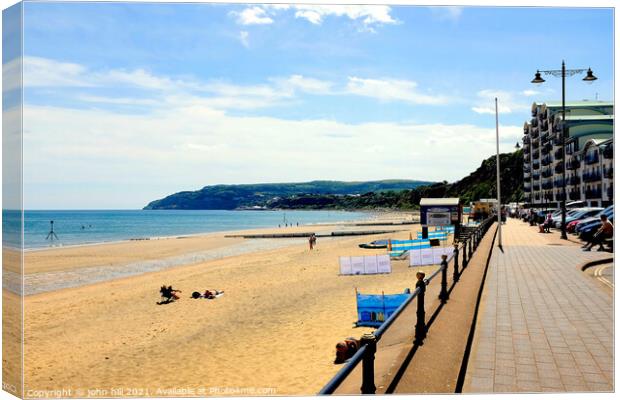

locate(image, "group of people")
(157, 285), (224, 304)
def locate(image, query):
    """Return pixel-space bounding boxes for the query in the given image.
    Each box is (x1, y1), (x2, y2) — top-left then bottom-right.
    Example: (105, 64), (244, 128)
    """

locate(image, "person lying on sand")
(334, 337), (361, 364)
(190, 290), (225, 299)
(157, 285), (182, 304)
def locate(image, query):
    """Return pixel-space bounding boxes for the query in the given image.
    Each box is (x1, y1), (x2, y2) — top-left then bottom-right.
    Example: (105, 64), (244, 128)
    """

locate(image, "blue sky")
(8, 2), (614, 208)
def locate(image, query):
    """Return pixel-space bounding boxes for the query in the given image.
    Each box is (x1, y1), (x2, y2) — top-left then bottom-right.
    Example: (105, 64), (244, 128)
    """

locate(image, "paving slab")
(463, 219), (613, 393)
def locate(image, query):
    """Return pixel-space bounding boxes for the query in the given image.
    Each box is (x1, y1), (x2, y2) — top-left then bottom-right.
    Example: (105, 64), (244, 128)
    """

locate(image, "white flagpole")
(495, 97), (502, 248)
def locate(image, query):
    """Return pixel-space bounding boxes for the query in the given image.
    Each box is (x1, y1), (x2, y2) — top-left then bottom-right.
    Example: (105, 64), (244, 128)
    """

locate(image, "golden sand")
(21, 218), (441, 396)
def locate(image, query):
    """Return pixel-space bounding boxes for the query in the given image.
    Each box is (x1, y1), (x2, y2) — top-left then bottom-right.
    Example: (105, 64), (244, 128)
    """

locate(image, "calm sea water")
(3, 209), (369, 250)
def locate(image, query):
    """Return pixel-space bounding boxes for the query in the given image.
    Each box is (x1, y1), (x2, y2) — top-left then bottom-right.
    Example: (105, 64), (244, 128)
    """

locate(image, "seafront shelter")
(419, 198), (461, 239)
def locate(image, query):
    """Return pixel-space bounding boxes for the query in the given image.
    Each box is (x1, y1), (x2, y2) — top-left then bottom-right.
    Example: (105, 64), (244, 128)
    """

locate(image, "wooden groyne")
(225, 229), (404, 239)
(346, 221), (419, 226)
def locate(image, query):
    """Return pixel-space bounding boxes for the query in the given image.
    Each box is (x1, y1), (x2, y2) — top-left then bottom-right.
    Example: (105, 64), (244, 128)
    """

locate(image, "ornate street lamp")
(531, 61), (597, 240)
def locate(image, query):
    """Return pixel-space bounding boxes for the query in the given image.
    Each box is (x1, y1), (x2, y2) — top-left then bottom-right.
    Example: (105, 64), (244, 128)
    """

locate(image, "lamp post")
(531, 61), (597, 240)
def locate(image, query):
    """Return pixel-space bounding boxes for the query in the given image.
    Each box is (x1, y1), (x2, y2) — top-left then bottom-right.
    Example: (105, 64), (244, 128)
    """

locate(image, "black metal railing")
(603, 167), (613, 179)
(532, 140), (540, 150)
(603, 145), (613, 159)
(533, 162), (540, 170)
(541, 155), (552, 166)
(318, 218), (496, 395)
(533, 152), (540, 160)
(533, 184), (540, 191)
(542, 181), (553, 190)
(569, 191), (580, 201)
(555, 192), (566, 201)
(524, 185), (531, 192)
(583, 171), (602, 183)
(585, 189), (602, 199)
(554, 148), (563, 159)
(607, 186), (614, 199)
(554, 162), (564, 174)
(553, 178), (564, 188)
(542, 168), (553, 178)
(566, 158), (580, 170)
(566, 175), (580, 186)
(532, 173), (540, 180)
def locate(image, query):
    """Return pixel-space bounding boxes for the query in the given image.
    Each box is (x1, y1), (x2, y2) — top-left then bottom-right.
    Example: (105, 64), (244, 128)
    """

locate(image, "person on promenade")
(583, 215), (613, 251)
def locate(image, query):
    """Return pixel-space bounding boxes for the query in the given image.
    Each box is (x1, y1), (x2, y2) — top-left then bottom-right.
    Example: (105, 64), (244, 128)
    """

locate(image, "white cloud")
(471, 89), (531, 115)
(231, 6), (274, 25)
(239, 31), (250, 48)
(345, 77), (449, 105)
(231, 5), (398, 29)
(23, 57), (453, 111)
(430, 6), (464, 22)
(521, 89), (540, 96)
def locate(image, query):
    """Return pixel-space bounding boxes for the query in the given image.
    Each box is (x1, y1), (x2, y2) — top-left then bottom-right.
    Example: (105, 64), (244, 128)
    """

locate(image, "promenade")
(463, 219), (613, 393)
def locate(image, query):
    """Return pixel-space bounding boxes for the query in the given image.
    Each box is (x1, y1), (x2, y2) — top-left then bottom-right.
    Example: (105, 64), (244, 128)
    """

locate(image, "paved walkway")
(463, 219), (613, 393)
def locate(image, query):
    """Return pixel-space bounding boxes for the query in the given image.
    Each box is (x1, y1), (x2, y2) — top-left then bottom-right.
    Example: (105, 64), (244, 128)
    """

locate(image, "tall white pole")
(495, 97), (502, 247)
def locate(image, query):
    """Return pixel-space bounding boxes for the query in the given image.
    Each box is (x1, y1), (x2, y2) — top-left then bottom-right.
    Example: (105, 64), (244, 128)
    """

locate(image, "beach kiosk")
(419, 198), (461, 239)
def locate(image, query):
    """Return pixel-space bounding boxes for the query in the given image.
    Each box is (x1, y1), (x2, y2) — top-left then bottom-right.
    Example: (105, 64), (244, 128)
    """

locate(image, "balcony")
(554, 163), (564, 174)
(533, 173), (541, 181)
(607, 186), (614, 200)
(566, 158), (580, 170)
(533, 162), (540, 170)
(541, 143), (552, 155)
(524, 194), (532, 202)
(524, 185), (531, 193)
(567, 175), (580, 186)
(583, 171), (602, 183)
(585, 189), (602, 200)
(541, 120), (549, 132)
(524, 171), (531, 179)
(531, 127), (540, 139)
(523, 145), (530, 154)
(531, 118), (538, 128)
(541, 155), (552, 166)
(540, 132), (549, 143)
(533, 152), (540, 160)
(565, 146), (574, 156)
(569, 191), (580, 201)
(555, 192), (566, 201)
(542, 168), (553, 178)
(603, 167), (613, 179)
(553, 136), (563, 146)
(554, 178), (564, 188)
(523, 165), (531, 173)
(584, 152), (600, 165)
(534, 194), (541, 201)
(533, 184), (541, 191)
(523, 136), (531, 145)
(542, 181), (553, 190)
(532, 139), (540, 149)
(544, 192), (554, 202)
(554, 148), (563, 159)
(603, 144), (613, 159)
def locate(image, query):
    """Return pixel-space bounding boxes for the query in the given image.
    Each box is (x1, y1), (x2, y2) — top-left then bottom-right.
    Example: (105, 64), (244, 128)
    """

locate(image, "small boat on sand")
(358, 240), (388, 249)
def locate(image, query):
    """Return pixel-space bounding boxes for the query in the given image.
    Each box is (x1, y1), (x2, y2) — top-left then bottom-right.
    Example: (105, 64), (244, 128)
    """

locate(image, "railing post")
(439, 255), (448, 303)
(360, 333), (377, 394)
(469, 233), (473, 255)
(453, 243), (459, 282)
(462, 238), (468, 268)
(414, 272), (426, 345)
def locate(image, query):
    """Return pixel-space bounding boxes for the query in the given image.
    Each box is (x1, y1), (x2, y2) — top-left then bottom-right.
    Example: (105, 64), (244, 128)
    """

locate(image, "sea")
(3, 209), (370, 250)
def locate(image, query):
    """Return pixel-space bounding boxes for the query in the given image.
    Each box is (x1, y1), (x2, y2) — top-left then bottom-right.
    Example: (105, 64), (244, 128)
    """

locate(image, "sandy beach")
(20, 214), (445, 396)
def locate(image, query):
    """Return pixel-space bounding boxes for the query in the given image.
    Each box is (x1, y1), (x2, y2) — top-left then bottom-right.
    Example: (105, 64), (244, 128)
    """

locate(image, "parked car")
(555, 208), (603, 228)
(575, 205), (614, 234)
(551, 209), (580, 227)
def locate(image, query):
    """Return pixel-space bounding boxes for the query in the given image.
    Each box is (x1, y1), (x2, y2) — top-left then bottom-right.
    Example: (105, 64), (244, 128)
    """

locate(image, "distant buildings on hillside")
(522, 101), (613, 208)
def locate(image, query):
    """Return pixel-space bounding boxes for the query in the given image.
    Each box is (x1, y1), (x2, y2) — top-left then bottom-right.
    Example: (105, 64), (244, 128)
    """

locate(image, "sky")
(4, 2), (614, 209)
